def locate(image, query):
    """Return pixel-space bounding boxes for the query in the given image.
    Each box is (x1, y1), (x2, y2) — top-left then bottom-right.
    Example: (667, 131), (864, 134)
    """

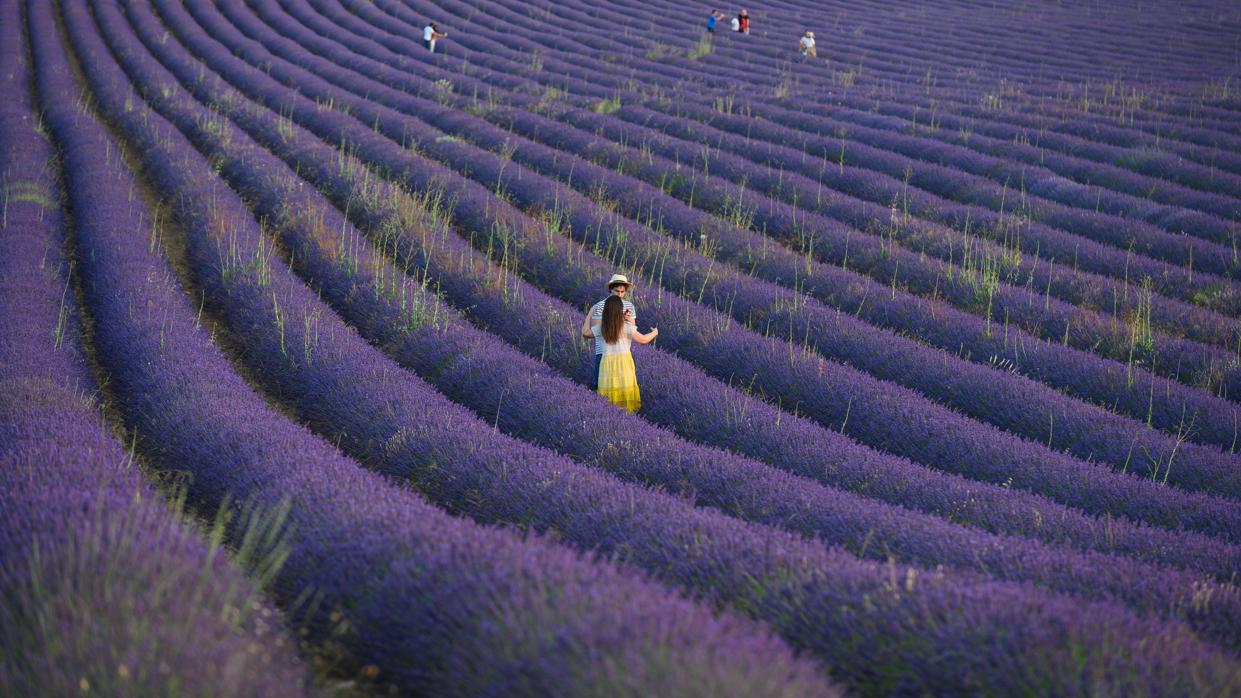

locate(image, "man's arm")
(581, 310), (595, 338)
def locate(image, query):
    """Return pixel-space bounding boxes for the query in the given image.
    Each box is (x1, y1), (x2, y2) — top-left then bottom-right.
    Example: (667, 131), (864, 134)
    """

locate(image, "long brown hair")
(602, 295), (625, 344)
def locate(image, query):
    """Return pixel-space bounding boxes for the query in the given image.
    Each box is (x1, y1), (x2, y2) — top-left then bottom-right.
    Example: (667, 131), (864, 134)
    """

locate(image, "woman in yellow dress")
(588, 296), (658, 413)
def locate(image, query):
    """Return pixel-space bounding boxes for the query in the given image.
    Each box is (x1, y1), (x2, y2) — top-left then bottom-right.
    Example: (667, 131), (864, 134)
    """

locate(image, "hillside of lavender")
(4, 0), (1241, 695)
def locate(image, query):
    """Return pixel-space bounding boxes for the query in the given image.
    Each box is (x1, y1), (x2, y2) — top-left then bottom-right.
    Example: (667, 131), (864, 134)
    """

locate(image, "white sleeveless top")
(590, 298), (636, 355)
(590, 324), (636, 355)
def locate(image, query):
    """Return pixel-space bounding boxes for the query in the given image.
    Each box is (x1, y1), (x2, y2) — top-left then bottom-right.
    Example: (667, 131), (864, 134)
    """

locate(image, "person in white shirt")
(730, 16), (740, 32)
(799, 31), (816, 57)
(423, 22), (446, 53)
(581, 274), (637, 390)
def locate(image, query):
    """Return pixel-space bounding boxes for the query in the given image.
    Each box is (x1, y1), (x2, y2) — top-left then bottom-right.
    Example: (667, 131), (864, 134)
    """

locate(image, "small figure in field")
(799, 30), (816, 57)
(423, 22), (447, 53)
(730, 14), (740, 32)
(705, 9), (725, 33)
(581, 274), (637, 390)
(588, 295), (658, 413)
(739, 9), (750, 34)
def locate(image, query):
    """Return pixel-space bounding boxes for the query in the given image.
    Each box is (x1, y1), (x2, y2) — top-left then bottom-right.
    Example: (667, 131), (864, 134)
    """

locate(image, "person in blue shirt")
(705, 9), (725, 33)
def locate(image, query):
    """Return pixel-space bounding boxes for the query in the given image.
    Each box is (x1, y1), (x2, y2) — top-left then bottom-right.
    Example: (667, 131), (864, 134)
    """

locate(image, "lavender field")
(3, 0), (1241, 695)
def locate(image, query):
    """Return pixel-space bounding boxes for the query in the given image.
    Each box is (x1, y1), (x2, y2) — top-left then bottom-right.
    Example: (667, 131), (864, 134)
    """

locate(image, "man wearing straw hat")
(581, 274), (637, 389)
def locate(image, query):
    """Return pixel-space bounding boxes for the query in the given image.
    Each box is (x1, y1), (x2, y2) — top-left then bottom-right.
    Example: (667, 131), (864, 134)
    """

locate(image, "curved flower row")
(1, 6), (307, 692)
(79, 4), (1241, 691)
(168, 0), (1241, 542)
(821, 104), (1241, 237)
(650, 85), (1235, 268)
(40, 4), (828, 696)
(842, 85), (1241, 186)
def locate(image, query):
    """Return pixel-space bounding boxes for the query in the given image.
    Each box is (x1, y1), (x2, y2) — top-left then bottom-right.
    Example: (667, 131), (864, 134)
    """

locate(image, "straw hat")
(607, 273), (632, 289)
(806, 31), (814, 37)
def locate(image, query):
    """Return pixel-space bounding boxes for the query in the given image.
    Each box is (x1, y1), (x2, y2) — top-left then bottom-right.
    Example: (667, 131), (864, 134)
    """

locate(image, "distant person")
(588, 296), (658, 413)
(739, 9), (750, 34)
(423, 22), (447, 53)
(705, 9), (725, 33)
(799, 31), (816, 57)
(730, 15), (740, 32)
(581, 274), (637, 390)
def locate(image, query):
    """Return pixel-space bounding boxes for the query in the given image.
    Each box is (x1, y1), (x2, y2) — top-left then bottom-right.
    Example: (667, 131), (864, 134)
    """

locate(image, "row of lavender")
(183, 0), (1241, 539)
(66, 1), (1241, 693)
(0, 0), (310, 693)
(243, 0), (1241, 470)
(327, 0), (1241, 401)
(29, 1), (831, 695)
(106, 0), (1241, 652)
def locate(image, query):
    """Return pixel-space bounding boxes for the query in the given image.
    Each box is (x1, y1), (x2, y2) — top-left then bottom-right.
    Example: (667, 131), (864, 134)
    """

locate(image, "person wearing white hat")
(581, 274), (638, 390)
(799, 31), (816, 57)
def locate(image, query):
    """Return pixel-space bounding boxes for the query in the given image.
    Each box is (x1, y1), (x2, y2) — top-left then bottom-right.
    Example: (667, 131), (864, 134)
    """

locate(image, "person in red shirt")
(739, 9), (750, 34)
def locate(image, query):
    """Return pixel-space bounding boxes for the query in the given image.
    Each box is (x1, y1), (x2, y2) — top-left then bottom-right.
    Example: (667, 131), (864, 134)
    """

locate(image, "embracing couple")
(580, 274), (659, 413)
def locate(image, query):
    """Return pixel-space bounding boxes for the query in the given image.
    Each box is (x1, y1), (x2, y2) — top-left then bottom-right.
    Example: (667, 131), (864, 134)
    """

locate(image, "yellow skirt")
(598, 352), (641, 413)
